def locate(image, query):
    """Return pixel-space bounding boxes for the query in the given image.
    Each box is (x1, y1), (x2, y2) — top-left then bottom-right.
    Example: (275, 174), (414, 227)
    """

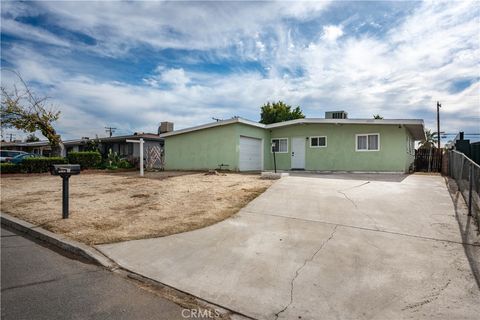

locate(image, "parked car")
(0, 150), (27, 163)
(10, 153), (42, 164)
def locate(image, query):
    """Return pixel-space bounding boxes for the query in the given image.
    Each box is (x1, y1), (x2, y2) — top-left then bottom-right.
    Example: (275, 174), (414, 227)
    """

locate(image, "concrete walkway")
(98, 174), (480, 320)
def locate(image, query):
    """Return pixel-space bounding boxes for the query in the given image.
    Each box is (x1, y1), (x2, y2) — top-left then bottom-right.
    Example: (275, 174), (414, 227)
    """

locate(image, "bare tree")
(1, 70), (65, 156)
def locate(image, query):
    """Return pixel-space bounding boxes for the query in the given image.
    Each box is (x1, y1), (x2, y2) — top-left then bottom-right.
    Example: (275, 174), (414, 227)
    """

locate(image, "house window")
(407, 136), (415, 155)
(271, 138), (288, 153)
(310, 136), (327, 148)
(356, 134), (380, 151)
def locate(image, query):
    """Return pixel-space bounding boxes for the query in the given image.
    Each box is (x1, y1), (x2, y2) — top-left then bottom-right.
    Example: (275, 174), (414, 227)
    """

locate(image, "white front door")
(291, 137), (305, 169)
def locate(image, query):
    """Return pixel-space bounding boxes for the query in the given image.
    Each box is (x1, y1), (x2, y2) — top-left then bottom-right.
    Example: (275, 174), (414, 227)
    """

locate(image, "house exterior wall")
(269, 123), (410, 172)
(164, 124), (239, 170)
(405, 128), (415, 172)
(164, 122), (415, 172)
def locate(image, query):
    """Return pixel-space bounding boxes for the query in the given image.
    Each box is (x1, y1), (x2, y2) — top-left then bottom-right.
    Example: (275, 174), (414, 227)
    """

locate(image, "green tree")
(419, 129), (438, 149)
(84, 136), (101, 152)
(1, 70), (64, 155)
(373, 114), (384, 119)
(25, 133), (40, 142)
(260, 101), (305, 124)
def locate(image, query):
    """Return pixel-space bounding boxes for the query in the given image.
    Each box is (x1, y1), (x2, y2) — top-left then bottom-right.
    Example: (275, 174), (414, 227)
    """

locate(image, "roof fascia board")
(160, 117), (425, 138)
(265, 118), (424, 128)
(160, 118), (264, 137)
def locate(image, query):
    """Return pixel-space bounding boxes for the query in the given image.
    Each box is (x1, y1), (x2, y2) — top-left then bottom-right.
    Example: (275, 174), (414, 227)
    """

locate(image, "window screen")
(310, 136), (326, 147)
(357, 136), (368, 150)
(368, 135), (378, 150)
(357, 134), (379, 151)
(272, 138), (288, 153)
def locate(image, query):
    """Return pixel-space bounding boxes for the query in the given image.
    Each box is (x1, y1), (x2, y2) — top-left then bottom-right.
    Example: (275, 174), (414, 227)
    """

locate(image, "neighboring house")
(448, 132), (480, 165)
(1, 132), (166, 160)
(0, 140), (54, 156)
(65, 133), (164, 160)
(160, 111), (425, 173)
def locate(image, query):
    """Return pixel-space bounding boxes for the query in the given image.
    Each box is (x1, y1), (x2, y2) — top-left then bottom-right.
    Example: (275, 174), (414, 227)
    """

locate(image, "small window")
(356, 134), (380, 151)
(271, 138), (288, 153)
(310, 136), (327, 148)
(407, 136), (415, 155)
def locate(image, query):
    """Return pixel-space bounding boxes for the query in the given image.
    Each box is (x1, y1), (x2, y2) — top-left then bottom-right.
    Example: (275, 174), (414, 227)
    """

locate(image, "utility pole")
(105, 126), (117, 137)
(436, 102), (441, 149)
(7, 133), (15, 142)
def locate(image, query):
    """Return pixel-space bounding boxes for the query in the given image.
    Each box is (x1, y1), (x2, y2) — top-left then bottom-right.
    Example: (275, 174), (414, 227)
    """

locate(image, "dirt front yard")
(1, 171), (273, 244)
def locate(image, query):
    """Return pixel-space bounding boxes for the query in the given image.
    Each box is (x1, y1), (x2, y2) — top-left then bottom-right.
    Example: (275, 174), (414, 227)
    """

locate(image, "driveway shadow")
(288, 172), (410, 182)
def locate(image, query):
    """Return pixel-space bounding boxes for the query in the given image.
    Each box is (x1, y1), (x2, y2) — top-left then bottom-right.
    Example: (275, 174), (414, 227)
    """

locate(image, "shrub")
(67, 151), (102, 169)
(117, 159), (133, 169)
(21, 157), (67, 173)
(107, 149), (120, 167)
(0, 163), (21, 174)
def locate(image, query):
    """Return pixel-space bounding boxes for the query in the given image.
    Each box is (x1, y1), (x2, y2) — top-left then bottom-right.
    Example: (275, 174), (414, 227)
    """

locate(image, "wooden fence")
(415, 148), (442, 172)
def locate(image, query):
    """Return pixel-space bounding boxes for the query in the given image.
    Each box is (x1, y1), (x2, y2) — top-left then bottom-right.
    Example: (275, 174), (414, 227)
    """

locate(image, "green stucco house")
(160, 111), (425, 173)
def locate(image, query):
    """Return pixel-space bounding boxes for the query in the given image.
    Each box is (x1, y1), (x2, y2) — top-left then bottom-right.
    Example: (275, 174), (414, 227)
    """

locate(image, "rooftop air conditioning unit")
(158, 122), (174, 134)
(325, 111), (348, 119)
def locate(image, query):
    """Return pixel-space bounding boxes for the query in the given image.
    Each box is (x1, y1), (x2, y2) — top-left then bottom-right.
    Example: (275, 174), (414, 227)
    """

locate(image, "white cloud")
(160, 68), (190, 87)
(9, 1), (329, 57)
(143, 67), (190, 88)
(1, 0), (479, 140)
(321, 25), (344, 42)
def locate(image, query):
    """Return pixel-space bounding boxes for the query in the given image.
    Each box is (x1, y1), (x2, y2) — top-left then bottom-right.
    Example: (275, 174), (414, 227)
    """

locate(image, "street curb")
(0, 212), (117, 270)
(1, 212), (254, 320)
(111, 267), (255, 320)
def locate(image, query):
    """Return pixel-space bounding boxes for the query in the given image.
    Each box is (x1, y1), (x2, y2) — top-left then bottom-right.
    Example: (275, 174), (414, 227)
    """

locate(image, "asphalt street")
(1, 227), (186, 320)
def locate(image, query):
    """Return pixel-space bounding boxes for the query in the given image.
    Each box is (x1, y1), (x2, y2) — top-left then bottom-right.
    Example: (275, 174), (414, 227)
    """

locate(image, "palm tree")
(419, 129), (438, 149)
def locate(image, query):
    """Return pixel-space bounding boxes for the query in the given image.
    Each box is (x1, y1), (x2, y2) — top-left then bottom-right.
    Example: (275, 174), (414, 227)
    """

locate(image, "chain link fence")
(448, 150), (480, 225)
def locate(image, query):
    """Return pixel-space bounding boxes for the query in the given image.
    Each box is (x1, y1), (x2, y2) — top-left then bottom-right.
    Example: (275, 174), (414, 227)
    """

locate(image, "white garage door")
(239, 136), (262, 171)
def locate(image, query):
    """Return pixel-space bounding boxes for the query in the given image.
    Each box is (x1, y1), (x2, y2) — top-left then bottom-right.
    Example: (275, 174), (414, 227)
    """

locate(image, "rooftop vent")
(158, 122), (174, 134)
(325, 111), (348, 119)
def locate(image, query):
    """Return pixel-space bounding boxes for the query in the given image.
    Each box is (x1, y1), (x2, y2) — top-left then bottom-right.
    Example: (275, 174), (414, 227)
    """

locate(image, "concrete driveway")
(98, 174), (480, 320)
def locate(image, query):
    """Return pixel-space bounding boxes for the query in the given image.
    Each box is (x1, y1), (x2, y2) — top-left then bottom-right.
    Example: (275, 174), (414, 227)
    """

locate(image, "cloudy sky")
(1, 1), (479, 141)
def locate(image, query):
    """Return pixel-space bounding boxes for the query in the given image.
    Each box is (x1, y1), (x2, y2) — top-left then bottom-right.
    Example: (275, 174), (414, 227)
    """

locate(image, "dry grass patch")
(1, 172), (273, 245)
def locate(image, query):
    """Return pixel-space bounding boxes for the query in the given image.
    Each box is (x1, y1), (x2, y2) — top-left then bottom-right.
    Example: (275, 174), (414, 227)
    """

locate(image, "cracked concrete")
(274, 226), (338, 319)
(337, 187), (381, 231)
(98, 174), (480, 320)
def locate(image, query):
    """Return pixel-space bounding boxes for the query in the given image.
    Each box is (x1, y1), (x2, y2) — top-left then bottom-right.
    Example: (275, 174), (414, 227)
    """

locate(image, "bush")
(0, 163), (21, 174)
(117, 159), (133, 169)
(22, 157), (67, 173)
(67, 151), (102, 169)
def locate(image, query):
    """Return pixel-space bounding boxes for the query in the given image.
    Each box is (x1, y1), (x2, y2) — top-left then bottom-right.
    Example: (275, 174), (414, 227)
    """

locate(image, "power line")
(6, 133), (15, 142)
(105, 126), (117, 137)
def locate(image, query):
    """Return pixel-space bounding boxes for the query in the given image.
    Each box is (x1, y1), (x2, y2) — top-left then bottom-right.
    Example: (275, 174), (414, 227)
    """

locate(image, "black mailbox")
(50, 164), (81, 176)
(50, 164), (81, 219)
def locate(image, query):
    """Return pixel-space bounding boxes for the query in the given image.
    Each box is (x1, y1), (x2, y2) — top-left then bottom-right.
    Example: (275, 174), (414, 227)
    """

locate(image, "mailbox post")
(50, 164), (81, 219)
(271, 142), (277, 173)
